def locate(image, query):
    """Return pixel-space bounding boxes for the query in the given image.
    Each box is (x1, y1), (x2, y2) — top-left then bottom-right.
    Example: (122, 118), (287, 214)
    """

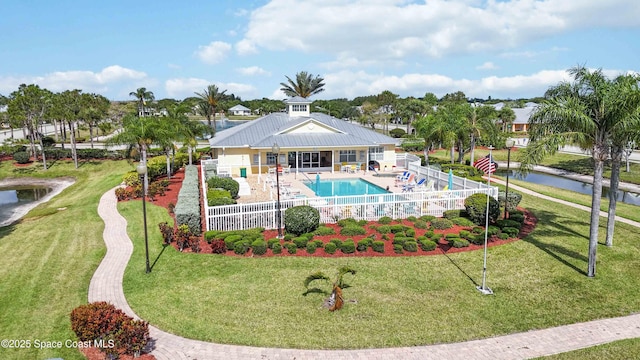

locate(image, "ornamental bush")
(234, 241), (250, 255)
(431, 218), (453, 230)
(267, 238), (281, 249)
(464, 193), (500, 226)
(272, 243), (282, 254)
(286, 243), (297, 254)
(452, 217), (475, 227)
(314, 225), (335, 236)
(341, 240), (356, 254)
(284, 205), (320, 236)
(497, 219), (522, 230)
(403, 240), (418, 252)
(498, 190), (523, 212)
(293, 236), (309, 249)
(452, 239), (470, 248)
(393, 244), (403, 254)
(13, 151), (30, 164)
(306, 242), (317, 254)
(378, 216), (393, 224)
(324, 242), (337, 254)
(174, 165), (201, 235)
(419, 239), (437, 251)
(207, 176), (239, 198)
(252, 240), (267, 255)
(356, 238), (372, 252)
(377, 225), (391, 234)
(340, 225), (366, 236)
(414, 220), (428, 229)
(122, 172), (141, 187)
(372, 241), (385, 253)
(502, 227), (520, 238)
(210, 240), (226, 254)
(509, 213), (525, 223)
(337, 218), (358, 227)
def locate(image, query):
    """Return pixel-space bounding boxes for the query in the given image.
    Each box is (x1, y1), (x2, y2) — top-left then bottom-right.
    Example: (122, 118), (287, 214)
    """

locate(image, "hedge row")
(174, 165), (201, 235)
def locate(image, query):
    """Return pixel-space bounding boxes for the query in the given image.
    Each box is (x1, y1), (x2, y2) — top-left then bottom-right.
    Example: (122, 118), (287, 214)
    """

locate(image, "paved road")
(89, 187), (640, 360)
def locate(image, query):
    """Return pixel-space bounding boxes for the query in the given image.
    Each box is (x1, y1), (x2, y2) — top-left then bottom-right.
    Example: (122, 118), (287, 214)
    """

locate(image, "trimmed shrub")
(174, 165), (201, 235)
(302, 232), (315, 241)
(372, 241), (385, 253)
(452, 217), (475, 227)
(381, 234), (390, 241)
(293, 237), (309, 249)
(378, 216), (393, 224)
(272, 243), (282, 254)
(498, 233), (510, 240)
(313, 225), (336, 236)
(497, 219), (522, 230)
(324, 242), (337, 254)
(464, 193), (500, 226)
(286, 243), (297, 254)
(306, 241), (317, 254)
(502, 227), (520, 238)
(284, 205), (320, 236)
(234, 241), (250, 255)
(425, 230), (435, 239)
(414, 220), (428, 229)
(207, 176), (239, 198)
(393, 244), (403, 254)
(158, 222), (174, 244)
(487, 225), (501, 236)
(403, 240), (418, 252)
(122, 172), (141, 187)
(267, 238), (281, 249)
(390, 224), (408, 234)
(377, 225), (391, 234)
(472, 226), (484, 234)
(420, 215), (436, 222)
(210, 240), (226, 254)
(431, 218), (453, 230)
(337, 218), (358, 227)
(252, 240), (267, 256)
(406, 215), (418, 222)
(405, 228), (416, 237)
(341, 240), (356, 254)
(419, 239), (437, 251)
(509, 213), (525, 223)
(452, 239), (470, 248)
(357, 238), (372, 252)
(443, 210), (461, 219)
(498, 190), (523, 212)
(208, 197), (236, 206)
(340, 225), (366, 236)
(393, 236), (409, 246)
(469, 234), (485, 245)
(459, 230), (471, 239)
(330, 238), (342, 247)
(13, 151), (30, 164)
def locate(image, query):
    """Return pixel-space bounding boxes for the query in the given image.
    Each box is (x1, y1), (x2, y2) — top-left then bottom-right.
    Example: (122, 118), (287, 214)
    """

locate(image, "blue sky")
(1, 0), (639, 101)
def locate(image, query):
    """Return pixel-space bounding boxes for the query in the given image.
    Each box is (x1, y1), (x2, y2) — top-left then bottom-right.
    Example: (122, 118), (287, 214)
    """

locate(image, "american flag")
(474, 154), (497, 174)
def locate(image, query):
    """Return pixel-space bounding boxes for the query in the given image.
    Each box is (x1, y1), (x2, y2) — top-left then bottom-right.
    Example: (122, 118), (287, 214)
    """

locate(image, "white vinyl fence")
(201, 156), (497, 232)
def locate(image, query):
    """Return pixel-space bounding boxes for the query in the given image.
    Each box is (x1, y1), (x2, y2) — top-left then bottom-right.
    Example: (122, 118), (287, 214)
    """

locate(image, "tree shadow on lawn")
(522, 209), (589, 276)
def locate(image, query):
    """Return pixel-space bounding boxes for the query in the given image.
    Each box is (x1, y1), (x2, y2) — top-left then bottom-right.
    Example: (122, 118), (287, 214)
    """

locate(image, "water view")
(496, 170), (640, 206)
(0, 186), (53, 226)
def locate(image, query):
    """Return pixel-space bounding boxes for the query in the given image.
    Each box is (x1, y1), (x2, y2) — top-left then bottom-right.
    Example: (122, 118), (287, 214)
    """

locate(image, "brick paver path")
(89, 187), (640, 360)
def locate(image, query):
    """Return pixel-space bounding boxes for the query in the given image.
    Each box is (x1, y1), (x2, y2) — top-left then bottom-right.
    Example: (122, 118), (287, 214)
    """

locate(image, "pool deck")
(238, 169), (420, 203)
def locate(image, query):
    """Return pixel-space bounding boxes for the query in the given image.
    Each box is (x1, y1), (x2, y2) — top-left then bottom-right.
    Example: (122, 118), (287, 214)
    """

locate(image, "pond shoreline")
(0, 177), (76, 227)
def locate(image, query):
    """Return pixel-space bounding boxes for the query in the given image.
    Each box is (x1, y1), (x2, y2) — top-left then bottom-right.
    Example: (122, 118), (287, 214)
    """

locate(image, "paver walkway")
(89, 187), (640, 360)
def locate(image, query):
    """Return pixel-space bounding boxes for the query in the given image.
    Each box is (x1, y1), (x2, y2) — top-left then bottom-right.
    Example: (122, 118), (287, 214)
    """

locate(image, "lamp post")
(504, 138), (515, 220)
(477, 145), (494, 295)
(136, 163), (151, 273)
(272, 143), (283, 239)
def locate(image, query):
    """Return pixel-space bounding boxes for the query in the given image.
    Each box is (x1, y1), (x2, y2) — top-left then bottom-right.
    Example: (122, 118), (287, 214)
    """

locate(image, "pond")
(496, 170), (640, 206)
(0, 185), (53, 227)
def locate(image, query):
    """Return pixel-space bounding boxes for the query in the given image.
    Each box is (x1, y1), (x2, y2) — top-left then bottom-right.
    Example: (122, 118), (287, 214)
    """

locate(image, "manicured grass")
(428, 149), (640, 185)
(0, 159), (131, 360)
(534, 338), (640, 359)
(121, 192), (640, 350)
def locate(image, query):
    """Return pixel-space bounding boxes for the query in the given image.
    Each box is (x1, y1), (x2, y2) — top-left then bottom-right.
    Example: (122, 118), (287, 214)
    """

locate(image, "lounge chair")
(395, 171), (411, 186)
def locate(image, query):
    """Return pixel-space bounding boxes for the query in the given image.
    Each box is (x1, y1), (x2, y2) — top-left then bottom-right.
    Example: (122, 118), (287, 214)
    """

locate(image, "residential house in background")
(228, 104), (252, 116)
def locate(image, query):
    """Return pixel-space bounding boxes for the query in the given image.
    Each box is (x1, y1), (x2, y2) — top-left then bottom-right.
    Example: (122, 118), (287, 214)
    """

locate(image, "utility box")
(240, 167), (247, 178)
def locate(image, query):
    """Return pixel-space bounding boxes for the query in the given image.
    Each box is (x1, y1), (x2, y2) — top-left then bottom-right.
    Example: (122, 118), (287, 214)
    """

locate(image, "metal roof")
(209, 112), (400, 149)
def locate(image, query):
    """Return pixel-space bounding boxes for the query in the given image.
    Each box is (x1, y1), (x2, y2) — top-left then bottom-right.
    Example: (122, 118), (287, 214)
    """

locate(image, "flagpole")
(477, 146), (494, 295)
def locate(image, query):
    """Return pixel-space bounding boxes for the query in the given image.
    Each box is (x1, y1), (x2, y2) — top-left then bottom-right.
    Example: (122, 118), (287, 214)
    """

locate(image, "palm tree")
(521, 66), (640, 277)
(129, 87), (154, 117)
(605, 74), (640, 247)
(280, 71), (325, 98)
(303, 266), (356, 311)
(195, 85), (227, 135)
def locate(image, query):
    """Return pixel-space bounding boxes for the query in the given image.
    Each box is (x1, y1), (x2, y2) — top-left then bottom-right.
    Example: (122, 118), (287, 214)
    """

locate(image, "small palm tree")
(280, 71), (325, 98)
(195, 85), (227, 134)
(303, 266), (356, 311)
(129, 87), (155, 117)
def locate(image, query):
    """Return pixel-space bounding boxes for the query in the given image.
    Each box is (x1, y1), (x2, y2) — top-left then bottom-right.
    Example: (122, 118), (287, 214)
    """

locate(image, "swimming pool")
(304, 178), (389, 197)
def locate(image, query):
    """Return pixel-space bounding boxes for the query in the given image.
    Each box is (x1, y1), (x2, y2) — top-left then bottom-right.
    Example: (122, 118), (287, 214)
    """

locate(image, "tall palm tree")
(195, 85), (227, 135)
(521, 66), (640, 277)
(605, 74), (640, 247)
(280, 71), (325, 98)
(129, 87), (154, 117)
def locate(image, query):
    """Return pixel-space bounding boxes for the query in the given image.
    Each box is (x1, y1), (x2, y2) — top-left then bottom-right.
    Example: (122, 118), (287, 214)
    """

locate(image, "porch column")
(258, 150), (262, 184)
(331, 150), (335, 174)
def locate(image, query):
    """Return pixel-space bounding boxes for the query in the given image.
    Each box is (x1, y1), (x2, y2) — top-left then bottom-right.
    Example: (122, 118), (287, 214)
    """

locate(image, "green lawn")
(534, 338), (640, 360)
(0, 159), (131, 360)
(121, 193), (640, 350)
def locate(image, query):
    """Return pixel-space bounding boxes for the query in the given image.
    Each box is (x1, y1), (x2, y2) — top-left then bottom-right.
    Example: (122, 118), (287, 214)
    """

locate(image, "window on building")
(292, 104), (307, 112)
(369, 147), (384, 160)
(339, 150), (356, 162)
(266, 152), (277, 165)
(253, 154), (259, 165)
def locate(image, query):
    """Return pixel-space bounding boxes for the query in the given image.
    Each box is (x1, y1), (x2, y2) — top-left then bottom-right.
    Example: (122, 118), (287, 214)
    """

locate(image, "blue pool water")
(304, 178), (389, 197)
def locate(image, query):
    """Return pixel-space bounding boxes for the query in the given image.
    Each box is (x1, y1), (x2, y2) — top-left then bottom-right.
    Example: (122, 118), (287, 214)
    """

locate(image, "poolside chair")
(395, 171), (411, 186)
(418, 179), (435, 191)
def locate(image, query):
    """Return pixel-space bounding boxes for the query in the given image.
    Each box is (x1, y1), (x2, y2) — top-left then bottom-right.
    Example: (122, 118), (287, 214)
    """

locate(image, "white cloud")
(166, 78), (258, 99)
(237, 0), (640, 65)
(0, 65), (148, 97)
(237, 66), (271, 76)
(477, 62), (499, 70)
(195, 41), (232, 64)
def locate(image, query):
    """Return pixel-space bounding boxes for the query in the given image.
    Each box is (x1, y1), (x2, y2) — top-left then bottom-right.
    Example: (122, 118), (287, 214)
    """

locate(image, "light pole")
(272, 142), (283, 239)
(136, 163), (151, 273)
(477, 145), (494, 295)
(504, 138), (515, 220)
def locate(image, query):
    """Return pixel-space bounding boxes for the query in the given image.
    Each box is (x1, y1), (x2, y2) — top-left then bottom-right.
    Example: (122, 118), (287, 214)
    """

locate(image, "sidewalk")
(90, 188), (640, 360)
